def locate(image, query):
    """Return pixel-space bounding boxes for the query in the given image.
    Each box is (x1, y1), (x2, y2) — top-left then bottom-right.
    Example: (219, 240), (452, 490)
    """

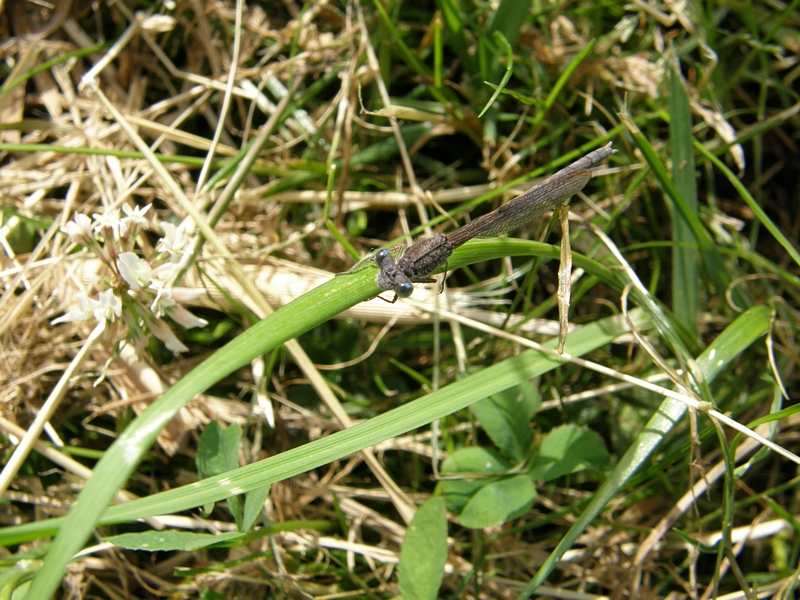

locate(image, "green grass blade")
(486, 0), (530, 48)
(2, 308), (648, 550)
(372, 0), (430, 77)
(530, 40), (596, 131)
(434, 18), (444, 89)
(478, 32), (514, 119)
(695, 142), (800, 269)
(625, 122), (749, 309)
(0, 43), (108, 94)
(436, 0), (465, 55)
(668, 66), (700, 338)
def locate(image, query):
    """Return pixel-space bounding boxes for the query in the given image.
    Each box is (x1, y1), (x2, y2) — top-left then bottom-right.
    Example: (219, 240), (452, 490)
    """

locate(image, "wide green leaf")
(398, 497), (448, 600)
(441, 447), (512, 514)
(527, 425), (610, 481)
(458, 475), (535, 529)
(197, 421), (243, 526)
(441, 447), (535, 528)
(470, 380), (540, 462)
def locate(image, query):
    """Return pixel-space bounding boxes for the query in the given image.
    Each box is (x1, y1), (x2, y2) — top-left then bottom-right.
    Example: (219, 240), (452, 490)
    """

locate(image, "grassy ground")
(1, 0), (799, 598)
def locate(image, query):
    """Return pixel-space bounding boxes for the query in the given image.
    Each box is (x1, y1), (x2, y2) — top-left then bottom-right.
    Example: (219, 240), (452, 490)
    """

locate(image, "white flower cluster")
(53, 204), (208, 353)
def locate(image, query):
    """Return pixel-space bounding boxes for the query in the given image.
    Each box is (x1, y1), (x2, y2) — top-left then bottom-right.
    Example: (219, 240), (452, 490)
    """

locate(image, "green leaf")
(398, 498), (448, 600)
(458, 475), (535, 529)
(486, 0), (530, 47)
(436, 0), (463, 40)
(628, 122), (747, 309)
(199, 588), (228, 600)
(671, 528), (718, 553)
(695, 142), (800, 270)
(478, 32), (513, 119)
(441, 447), (511, 514)
(471, 380), (539, 462)
(441, 448), (535, 528)
(668, 65), (700, 338)
(196, 421), (242, 525)
(0, 557), (40, 595)
(530, 40), (596, 131)
(196, 421), (242, 479)
(104, 531), (243, 552)
(0, 42), (108, 94)
(242, 485), (271, 533)
(372, 0), (429, 77)
(481, 82), (541, 106)
(527, 425), (610, 481)
(735, 381), (787, 473)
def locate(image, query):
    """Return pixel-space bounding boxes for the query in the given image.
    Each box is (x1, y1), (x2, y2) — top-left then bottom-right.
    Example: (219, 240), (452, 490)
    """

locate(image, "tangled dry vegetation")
(1, 0), (799, 598)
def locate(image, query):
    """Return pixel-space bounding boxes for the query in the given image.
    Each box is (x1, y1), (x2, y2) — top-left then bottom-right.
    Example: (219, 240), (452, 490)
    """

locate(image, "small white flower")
(95, 289), (122, 323)
(156, 221), (191, 259)
(118, 252), (152, 291)
(151, 282), (207, 328)
(150, 281), (208, 329)
(92, 209), (121, 238)
(156, 222), (176, 252)
(170, 287), (206, 303)
(120, 203), (151, 237)
(63, 214), (93, 244)
(167, 304), (208, 329)
(51, 292), (97, 325)
(148, 317), (188, 353)
(150, 281), (175, 318)
(151, 262), (178, 280)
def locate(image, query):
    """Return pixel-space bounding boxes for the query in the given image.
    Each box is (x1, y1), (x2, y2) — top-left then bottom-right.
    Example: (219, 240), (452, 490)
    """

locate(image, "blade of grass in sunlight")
(0, 307), (649, 549)
(668, 65), (700, 338)
(22, 230), (643, 596)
